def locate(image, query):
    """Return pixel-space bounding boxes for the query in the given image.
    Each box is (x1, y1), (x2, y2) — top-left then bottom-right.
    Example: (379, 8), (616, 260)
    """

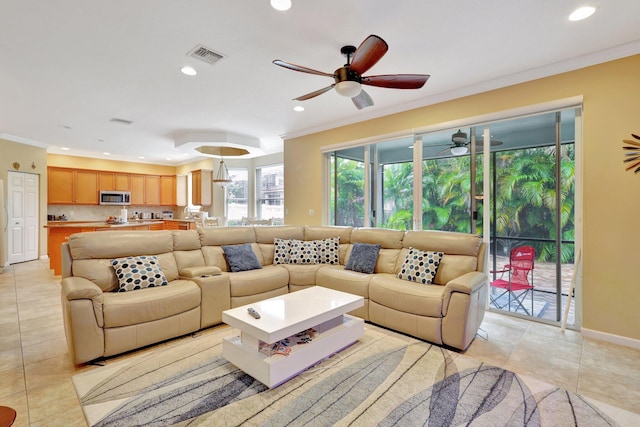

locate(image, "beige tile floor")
(1, 259), (639, 426)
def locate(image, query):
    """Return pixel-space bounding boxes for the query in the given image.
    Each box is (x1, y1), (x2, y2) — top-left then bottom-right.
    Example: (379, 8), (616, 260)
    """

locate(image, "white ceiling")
(1, 0), (639, 166)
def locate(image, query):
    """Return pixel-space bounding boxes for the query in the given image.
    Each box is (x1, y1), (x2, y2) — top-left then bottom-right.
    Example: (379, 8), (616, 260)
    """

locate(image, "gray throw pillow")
(222, 243), (263, 272)
(345, 243), (381, 274)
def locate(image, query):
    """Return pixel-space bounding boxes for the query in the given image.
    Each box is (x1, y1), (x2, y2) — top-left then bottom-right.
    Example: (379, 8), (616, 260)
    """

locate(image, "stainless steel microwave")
(99, 191), (131, 205)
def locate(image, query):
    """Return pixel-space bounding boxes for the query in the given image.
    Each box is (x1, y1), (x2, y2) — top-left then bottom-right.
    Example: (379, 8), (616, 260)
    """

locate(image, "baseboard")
(40, 255), (50, 261)
(581, 327), (640, 350)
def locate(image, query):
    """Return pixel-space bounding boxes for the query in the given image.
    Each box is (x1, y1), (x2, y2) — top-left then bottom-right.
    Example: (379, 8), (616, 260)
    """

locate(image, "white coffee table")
(221, 286), (364, 388)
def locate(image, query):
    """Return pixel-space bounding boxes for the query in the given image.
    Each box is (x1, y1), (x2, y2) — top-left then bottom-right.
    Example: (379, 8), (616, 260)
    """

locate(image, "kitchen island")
(45, 221), (165, 275)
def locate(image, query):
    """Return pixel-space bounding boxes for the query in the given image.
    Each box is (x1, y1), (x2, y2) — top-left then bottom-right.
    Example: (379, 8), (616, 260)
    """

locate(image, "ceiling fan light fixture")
(452, 129), (467, 143)
(335, 81), (362, 98)
(451, 145), (468, 156)
(270, 0), (291, 11)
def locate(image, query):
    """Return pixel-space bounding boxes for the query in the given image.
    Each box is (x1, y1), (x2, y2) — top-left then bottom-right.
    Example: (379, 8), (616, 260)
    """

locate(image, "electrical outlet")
(308, 209), (315, 216)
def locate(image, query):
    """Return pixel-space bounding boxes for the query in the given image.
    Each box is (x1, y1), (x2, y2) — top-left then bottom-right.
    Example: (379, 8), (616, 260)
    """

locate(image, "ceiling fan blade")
(293, 85), (335, 101)
(362, 74), (430, 89)
(349, 35), (388, 75)
(273, 60), (334, 78)
(436, 146), (452, 155)
(352, 89), (374, 110)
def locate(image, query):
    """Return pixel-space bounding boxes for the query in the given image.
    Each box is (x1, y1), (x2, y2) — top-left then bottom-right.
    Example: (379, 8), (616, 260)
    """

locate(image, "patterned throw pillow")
(316, 237), (340, 264)
(111, 255), (168, 292)
(397, 247), (444, 285)
(273, 238), (291, 265)
(288, 239), (318, 264)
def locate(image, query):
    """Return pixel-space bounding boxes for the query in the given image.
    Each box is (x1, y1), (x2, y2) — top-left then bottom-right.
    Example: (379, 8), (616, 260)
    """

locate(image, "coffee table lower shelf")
(222, 314), (364, 388)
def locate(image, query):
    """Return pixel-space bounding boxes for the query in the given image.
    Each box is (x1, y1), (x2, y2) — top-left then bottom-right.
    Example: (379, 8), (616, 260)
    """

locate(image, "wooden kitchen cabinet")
(49, 167), (179, 206)
(99, 171), (130, 191)
(163, 220), (180, 230)
(145, 175), (161, 205)
(48, 167), (74, 204)
(130, 174), (145, 204)
(48, 167), (98, 204)
(75, 170), (99, 204)
(191, 169), (213, 206)
(160, 175), (176, 206)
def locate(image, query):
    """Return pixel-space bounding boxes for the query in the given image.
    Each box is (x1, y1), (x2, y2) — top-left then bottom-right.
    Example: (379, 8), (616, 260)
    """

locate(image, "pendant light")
(212, 158), (232, 187)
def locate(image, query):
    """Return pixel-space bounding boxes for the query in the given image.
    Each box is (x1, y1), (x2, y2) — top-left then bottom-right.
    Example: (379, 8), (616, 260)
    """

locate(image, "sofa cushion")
(369, 275), (445, 317)
(284, 264), (324, 287)
(254, 225), (304, 243)
(273, 238), (290, 264)
(222, 244), (263, 272)
(316, 264), (371, 298)
(345, 243), (380, 274)
(102, 280), (201, 328)
(111, 255), (168, 292)
(350, 228), (405, 249)
(227, 265), (290, 297)
(304, 226), (352, 243)
(397, 248), (443, 285)
(288, 239), (318, 264)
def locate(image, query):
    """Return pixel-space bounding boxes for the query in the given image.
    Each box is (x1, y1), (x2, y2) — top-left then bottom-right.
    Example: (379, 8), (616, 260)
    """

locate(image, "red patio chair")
(490, 246), (535, 315)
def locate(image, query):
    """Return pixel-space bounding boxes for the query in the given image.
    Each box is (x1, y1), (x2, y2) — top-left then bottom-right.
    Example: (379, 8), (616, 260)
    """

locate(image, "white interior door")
(8, 171), (39, 264)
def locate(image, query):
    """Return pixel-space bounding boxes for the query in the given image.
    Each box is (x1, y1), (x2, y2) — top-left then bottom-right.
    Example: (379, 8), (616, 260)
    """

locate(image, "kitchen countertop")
(44, 220), (164, 228)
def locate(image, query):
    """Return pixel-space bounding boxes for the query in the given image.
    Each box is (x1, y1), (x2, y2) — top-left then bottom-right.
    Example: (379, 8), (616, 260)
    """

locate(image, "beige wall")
(1, 139), (49, 259)
(47, 154), (177, 175)
(284, 54), (640, 341)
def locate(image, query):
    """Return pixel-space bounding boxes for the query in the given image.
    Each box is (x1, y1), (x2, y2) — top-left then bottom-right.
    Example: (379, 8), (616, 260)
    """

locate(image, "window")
(256, 164), (284, 222)
(226, 168), (248, 226)
(327, 105), (580, 326)
(331, 150), (365, 226)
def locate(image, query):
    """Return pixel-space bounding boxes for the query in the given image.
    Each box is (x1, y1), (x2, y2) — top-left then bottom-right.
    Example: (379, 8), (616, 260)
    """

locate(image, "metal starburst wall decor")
(622, 133), (640, 174)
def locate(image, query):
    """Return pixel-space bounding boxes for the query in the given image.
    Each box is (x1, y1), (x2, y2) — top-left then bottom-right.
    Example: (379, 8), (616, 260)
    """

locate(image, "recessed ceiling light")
(138, 156), (145, 159)
(293, 105), (304, 112)
(569, 6), (596, 21)
(61, 147), (70, 151)
(180, 66), (197, 76)
(270, 0), (291, 11)
(103, 152), (110, 155)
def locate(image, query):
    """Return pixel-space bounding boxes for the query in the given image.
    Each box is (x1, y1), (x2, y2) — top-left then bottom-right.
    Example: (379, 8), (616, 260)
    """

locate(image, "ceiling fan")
(273, 34), (430, 110)
(436, 130), (503, 156)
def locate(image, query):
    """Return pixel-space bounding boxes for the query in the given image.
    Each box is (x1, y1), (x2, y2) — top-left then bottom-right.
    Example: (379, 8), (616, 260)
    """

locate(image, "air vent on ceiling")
(109, 117), (134, 125)
(188, 44), (224, 65)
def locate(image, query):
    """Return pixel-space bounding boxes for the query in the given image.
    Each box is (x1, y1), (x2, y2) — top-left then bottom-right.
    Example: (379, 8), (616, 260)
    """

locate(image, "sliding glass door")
(327, 107), (579, 327)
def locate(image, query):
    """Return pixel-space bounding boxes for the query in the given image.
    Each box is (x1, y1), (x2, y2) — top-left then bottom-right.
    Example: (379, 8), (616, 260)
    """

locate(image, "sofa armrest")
(179, 266), (222, 278)
(182, 274), (230, 328)
(442, 271), (487, 316)
(61, 277), (104, 327)
(61, 277), (103, 300)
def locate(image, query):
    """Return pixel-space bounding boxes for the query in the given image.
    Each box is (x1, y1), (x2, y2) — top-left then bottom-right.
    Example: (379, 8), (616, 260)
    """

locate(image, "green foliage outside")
(333, 144), (575, 263)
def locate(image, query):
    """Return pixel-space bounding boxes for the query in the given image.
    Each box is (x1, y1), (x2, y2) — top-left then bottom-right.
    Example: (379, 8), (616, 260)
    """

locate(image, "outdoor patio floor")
(489, 255), (577, 327)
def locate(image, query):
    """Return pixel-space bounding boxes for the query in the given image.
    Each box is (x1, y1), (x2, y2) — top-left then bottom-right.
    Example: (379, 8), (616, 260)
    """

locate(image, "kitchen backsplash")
(48, 205), (178, 221)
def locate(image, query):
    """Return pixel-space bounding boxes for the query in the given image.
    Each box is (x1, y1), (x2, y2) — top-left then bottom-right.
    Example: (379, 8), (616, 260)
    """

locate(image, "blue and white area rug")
(72, 325), (638, 426)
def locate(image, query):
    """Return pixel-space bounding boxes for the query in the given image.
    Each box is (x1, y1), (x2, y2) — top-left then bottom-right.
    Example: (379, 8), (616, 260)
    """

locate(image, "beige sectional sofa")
(60, 225), (488, 365)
